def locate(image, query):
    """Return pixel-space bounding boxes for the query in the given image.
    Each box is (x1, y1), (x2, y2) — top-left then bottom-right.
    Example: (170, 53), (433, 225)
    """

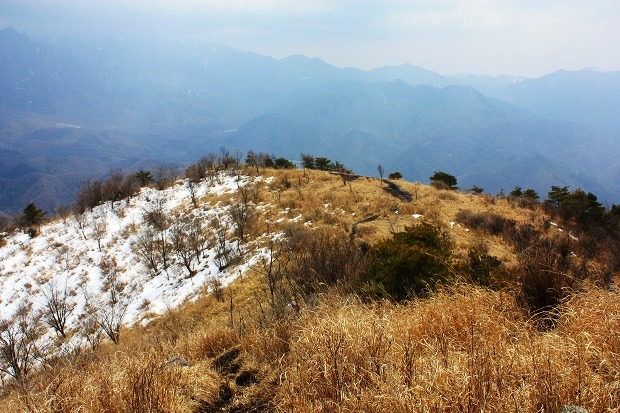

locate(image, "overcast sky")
(2, 0), (619, 77)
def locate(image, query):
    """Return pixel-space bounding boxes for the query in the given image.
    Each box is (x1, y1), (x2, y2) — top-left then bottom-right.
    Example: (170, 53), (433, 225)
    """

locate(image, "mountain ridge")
(1, 26), (618, 213)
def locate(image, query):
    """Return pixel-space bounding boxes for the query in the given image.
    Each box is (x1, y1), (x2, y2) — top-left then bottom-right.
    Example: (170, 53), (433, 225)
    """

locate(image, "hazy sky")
(2, 0), (619, 77)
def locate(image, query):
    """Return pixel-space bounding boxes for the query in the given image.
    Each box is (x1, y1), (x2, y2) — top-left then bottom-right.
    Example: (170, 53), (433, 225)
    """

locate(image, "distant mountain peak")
(0, 26), (27, 42)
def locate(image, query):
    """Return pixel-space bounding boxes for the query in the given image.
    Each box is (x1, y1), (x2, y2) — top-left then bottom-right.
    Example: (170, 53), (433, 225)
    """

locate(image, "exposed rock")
(560, 406), (588, 413)
(165, 356), (190, 367)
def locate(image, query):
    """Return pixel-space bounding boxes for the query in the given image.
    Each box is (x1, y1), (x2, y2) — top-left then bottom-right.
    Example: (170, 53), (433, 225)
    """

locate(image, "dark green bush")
(464, 247), (506, 288)
(366, 223), (453, 300)
(429, 171), (458, 190)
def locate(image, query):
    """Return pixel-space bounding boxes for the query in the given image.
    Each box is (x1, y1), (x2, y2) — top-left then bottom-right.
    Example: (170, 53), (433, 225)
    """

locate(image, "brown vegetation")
(2, 164), (619, 412)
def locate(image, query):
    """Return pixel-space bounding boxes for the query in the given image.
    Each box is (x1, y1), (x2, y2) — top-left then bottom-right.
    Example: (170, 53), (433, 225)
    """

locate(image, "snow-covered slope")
(0, 172), (268, 348)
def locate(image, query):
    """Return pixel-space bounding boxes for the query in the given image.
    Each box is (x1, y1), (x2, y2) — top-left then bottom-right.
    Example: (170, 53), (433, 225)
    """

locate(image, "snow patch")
(0, 172), (264, 354)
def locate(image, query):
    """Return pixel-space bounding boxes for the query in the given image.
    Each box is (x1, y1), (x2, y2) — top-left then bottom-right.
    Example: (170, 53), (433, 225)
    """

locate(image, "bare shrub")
(456, 209), (515, 235)
(254, 229), (292, 316)
(0, 304), (43, 386)
(90, 210), (107, 252)
(142, 199), (169, 232)
(134, 227), (160, 275)
(505, 223), (541, 253)
(285, 228), (370, 303)
(212, 217), (240, 270)
(228, 185), (256, 245)
(141, 200), (172, 274)
(71, 210), (88, 240)
(170, 218), (207, 277)
(40, 280), (74, 339)
(153, 163), (178, 190)
(86, 257), (130, 344)
(79, 316), (104, 351)
(186, 180), (199, 208)
(517, 236), (587, 327)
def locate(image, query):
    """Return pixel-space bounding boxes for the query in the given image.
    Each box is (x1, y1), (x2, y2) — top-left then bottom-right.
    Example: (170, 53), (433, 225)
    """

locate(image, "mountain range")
(1, 26), (619, 213)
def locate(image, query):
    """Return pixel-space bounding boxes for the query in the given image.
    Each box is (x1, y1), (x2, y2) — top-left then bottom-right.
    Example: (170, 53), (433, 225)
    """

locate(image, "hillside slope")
(2, 164), (619, 411)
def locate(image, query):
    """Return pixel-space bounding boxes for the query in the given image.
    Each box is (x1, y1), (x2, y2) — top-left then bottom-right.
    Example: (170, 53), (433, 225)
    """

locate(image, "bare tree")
(40, 281), (74, 339)
(157, 229), (171, 274)
(254, 227), (292, 316)
(75, 179), (105, 213)
(0, 304), (43, 386)
(232, 149), (244, 180)
(187, 218), (209, 262)
(0, 214), (10, 233)
(141, 198), (172, 274)
(377, 164), (385, 185)
(170, 222), (197, 277)
(185, 161), (207, 183)
(90, 210), (107, 252)
(187, 180), (199, 208)
(94, 257), (130, 344)
(153, 163), (178, 190)
(198, 153), (221, 182)
(229, 185), (256, 245)
(134, 227), (160, 275)
(103, 168), (125, 208)
(213, 217), (239, 270)
(171, 217), (210, 270)
(207, 277), (224, 302)
(220, 146), (235, 170)
(72, 210), (89, 241)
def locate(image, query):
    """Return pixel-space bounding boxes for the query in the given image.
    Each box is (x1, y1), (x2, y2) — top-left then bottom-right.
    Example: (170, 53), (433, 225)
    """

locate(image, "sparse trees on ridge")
(429, 171), (458, 190)
(470, 185), (484, 194)
(21, 202), (46, 227)
(246, 151), (295, 171)
(377, 164), (385, 184)
(299, 152), (350, 173)
(135, 169), (153, 187)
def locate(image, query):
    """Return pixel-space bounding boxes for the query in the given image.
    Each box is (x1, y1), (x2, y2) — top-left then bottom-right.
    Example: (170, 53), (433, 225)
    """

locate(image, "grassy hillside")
(1, 165), (618, 412)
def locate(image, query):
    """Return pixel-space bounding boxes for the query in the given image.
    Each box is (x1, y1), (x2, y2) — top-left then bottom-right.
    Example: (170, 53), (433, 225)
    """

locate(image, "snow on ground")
(0, 172), (267, 349)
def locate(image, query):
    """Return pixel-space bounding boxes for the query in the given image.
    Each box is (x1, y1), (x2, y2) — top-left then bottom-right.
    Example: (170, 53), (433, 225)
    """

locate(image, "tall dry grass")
(276, 284), (620, 412)
(1, 349), (221, 412)
(3, 169), (617, 412)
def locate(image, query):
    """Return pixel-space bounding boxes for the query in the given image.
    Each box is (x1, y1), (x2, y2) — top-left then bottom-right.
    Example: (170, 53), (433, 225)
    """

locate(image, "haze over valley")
(1, 26), (619, 213)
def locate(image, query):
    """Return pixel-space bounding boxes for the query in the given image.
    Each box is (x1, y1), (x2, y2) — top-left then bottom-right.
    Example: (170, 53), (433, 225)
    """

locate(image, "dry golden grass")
(276, 284), (620, 412)
(1, 348), (220, 413)
(3, 169), (616, 412)
(255, 171), (547, 268)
